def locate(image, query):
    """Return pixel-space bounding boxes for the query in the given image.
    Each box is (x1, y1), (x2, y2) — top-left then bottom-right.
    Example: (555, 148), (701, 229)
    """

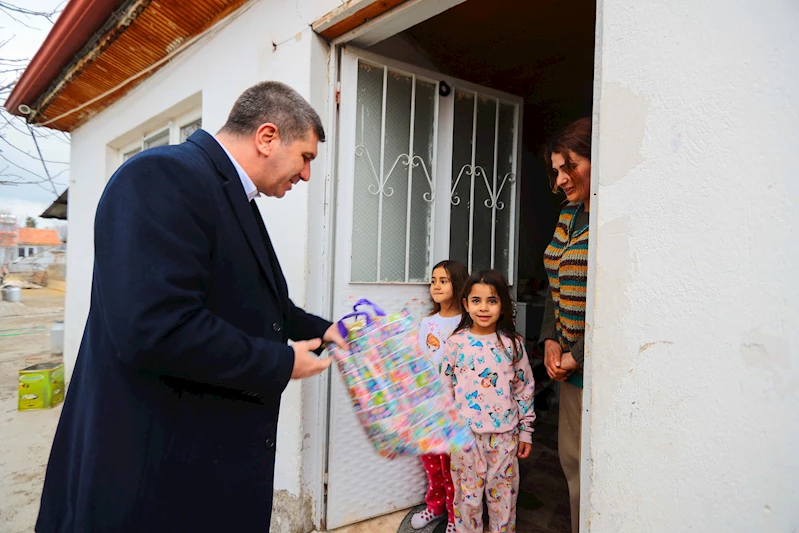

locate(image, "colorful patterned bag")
(329, 299), (475, 458)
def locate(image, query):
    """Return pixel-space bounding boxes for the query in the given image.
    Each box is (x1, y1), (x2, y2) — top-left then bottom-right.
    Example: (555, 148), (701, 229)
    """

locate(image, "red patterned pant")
(421, 453), (455, 521)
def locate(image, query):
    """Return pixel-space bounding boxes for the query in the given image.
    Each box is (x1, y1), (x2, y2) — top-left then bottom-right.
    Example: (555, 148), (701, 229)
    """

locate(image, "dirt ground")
(0, 289), (65, 533)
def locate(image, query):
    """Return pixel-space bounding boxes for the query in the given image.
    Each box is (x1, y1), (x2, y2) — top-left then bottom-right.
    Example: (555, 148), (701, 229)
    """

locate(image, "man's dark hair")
(219, 81), (325, 143)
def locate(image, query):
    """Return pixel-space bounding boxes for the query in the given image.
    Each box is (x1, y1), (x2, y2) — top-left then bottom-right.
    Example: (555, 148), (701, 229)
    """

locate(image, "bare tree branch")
(0, 1), (60, 23)
(0, 9), (43, 29)
(0, 112), (71, 144)
(0, 134), (68, 164)
(0, 167), (65, 196)
(0, 151), (67, 183)
(0, 1), (70, 200)
(26, 123), (59, 196)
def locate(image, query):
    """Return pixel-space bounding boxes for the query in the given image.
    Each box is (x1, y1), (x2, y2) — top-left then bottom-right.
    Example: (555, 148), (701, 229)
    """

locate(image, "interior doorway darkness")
(367, 0), (596, 530)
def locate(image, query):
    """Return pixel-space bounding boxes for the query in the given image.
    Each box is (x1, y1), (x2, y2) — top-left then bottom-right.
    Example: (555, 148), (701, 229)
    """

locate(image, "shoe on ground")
(410, 507), (445, 529)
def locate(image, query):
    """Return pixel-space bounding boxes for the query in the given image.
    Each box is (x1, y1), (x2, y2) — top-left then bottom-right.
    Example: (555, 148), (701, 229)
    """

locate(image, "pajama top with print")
(419, 313), (462, 372)
(442, 330), (536, 443)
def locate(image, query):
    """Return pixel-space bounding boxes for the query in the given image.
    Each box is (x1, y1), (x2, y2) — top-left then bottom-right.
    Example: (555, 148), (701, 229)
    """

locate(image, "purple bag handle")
(337, 311), (373, 339)
(353, 299), (386, 317)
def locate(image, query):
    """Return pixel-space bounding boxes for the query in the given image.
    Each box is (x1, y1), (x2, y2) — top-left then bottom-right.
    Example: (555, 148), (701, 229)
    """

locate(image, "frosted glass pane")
(449, 89), (474, 269)
(408, 79), (436, 282)
(351, 62), (383, 282)
(143, 130), (169, 149)
(123, 147), (140, 161)
(471, 96), (496, 274)
(494, 102), (516, 280)
(379, 70), (413, 282)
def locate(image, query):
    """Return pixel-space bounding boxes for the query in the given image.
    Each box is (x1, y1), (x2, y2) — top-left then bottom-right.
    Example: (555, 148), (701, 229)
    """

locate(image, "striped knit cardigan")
(544, 202), (589, 388)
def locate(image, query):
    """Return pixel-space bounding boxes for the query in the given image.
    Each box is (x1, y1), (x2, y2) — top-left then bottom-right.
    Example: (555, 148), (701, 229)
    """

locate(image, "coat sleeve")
(286, 300), (332, 344)
(94, 152), (294, 395)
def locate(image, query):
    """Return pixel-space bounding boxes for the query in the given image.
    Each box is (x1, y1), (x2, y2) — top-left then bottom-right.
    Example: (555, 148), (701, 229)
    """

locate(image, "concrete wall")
(587, 0), (799, 531)
(64, 0), (341, 530)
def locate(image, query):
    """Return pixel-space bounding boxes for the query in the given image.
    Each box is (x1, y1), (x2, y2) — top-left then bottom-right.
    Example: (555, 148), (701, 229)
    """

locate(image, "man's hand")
(291, 339), (332, 379)
(544, 339), (570, 381)
(517, 442), (532, 459)
(323, 323), (348, 350)
(560, 351), (580, 372)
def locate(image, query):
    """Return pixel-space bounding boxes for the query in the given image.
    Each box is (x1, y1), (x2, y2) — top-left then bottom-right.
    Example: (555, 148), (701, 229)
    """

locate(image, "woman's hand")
(544, 339), (570, 381)
(517, 442), (532, 459)
(560, 351), (580, 372)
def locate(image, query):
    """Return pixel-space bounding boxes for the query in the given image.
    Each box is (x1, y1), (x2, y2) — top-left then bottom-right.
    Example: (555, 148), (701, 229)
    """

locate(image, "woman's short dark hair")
(219, 81), (325, 143)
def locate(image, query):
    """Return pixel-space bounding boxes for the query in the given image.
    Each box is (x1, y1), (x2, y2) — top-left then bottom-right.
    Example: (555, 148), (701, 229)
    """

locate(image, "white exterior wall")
(63, 0), (341, 530)
(588, 0), (799, 531)
(61, 0), (799, 530)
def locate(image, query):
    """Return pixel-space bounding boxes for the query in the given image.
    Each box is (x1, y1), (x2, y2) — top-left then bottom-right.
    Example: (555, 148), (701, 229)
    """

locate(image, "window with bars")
(350, 61), (437, 283)
(347, 57), (520, 284)
(449, 89), (517, 277)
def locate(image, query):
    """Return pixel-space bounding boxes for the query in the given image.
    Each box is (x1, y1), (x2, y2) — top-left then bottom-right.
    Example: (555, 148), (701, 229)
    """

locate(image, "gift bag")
(329, 299), (474, 458)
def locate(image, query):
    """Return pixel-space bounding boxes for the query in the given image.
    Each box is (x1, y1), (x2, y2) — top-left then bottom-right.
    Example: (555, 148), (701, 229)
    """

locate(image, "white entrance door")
(326, 46), (523, 529)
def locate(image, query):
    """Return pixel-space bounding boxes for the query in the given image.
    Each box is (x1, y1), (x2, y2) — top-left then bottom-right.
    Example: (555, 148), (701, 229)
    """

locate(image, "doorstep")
(319, 508), (413, 533)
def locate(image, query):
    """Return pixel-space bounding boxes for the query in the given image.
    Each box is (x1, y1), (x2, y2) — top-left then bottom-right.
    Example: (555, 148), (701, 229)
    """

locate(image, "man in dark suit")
(36, 82), (346, 533)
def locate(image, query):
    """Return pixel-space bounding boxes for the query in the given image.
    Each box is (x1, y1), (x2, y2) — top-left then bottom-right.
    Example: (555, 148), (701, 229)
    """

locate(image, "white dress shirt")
(214, 137), (261, 202)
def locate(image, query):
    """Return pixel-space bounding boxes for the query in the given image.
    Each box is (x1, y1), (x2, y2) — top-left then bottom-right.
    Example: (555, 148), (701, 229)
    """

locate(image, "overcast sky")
(0, 0), (69, 229)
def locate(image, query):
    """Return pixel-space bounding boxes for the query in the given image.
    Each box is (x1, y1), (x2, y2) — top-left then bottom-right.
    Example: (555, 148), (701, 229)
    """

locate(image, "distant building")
(0, 214), (18, 269)
(16, 227), (62, 259)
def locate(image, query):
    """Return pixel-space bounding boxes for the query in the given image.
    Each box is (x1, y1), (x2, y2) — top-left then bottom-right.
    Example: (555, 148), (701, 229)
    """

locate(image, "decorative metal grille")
(449, 90), (518, 279)
(354, 147), (434, 202)
(350, 61), (438, 283)
(451, 165), (515, 210)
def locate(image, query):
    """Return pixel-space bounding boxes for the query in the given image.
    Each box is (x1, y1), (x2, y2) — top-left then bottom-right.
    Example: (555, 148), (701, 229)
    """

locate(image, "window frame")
(118, 109), (202, 165)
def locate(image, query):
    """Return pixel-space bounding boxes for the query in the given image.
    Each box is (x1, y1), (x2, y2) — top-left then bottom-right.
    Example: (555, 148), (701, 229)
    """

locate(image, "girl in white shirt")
(411, 260), (469, 533)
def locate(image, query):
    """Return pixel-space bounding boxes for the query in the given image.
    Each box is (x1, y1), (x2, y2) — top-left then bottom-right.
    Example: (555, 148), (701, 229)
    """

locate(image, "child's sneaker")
(410, 507), (444, 529)
(445, 521), (456, 533)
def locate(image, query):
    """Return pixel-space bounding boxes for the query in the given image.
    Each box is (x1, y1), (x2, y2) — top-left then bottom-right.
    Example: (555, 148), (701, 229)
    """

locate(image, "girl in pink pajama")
(442, 270), (536, 533)
(411, 260), (469, 533)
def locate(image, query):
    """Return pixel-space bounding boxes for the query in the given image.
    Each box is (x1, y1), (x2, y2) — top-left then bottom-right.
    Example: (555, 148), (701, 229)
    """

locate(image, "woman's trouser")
(559, 381), (583, 533)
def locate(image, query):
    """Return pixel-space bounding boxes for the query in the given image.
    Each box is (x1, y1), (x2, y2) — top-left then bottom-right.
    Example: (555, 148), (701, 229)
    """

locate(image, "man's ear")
(255, 123), (279, 156)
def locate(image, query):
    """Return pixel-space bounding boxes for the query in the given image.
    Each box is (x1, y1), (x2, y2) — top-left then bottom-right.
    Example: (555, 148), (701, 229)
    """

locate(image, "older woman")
(539, 117), (592, 533)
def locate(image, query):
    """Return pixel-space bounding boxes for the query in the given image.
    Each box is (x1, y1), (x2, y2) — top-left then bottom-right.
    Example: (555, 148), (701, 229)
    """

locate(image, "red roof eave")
(4, 0), (123, 117)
